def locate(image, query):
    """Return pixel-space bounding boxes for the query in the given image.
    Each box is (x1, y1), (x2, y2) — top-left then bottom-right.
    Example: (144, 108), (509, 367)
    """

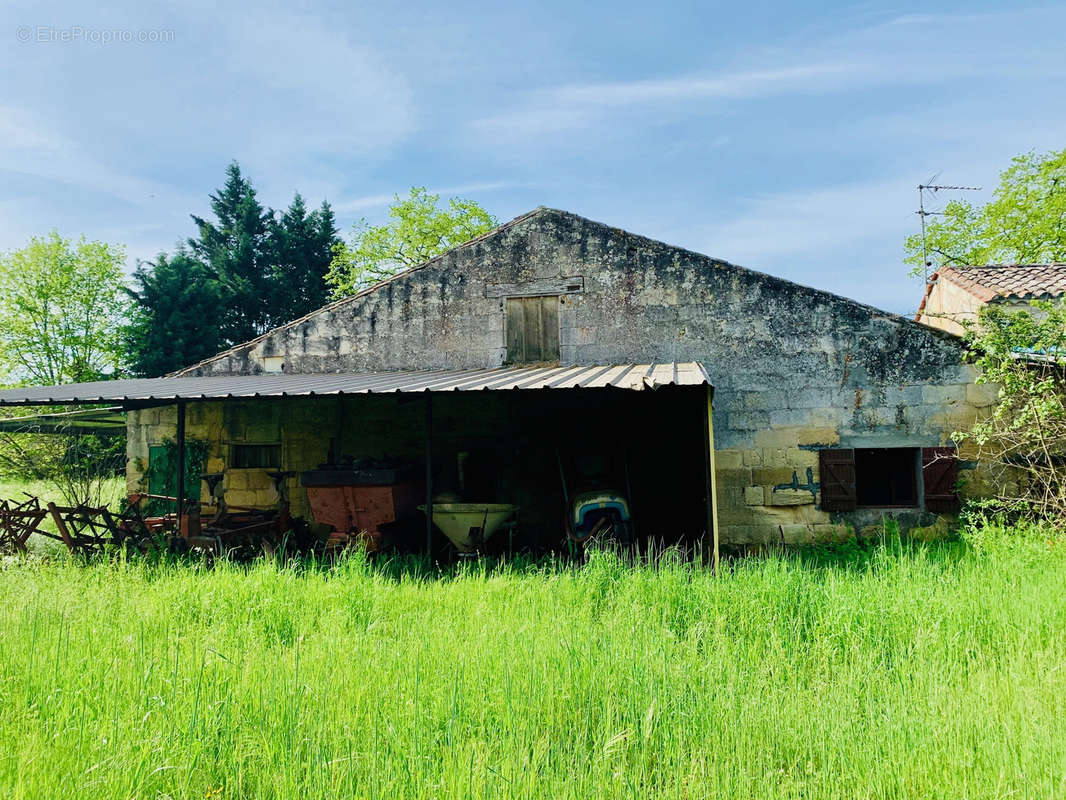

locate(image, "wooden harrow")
(1, 490), (298, 559)
(42, 502), (139, 556)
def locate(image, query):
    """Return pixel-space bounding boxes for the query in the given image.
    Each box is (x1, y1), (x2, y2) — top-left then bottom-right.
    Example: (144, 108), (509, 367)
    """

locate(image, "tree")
(0, 231), (128, 385)
(125, 250), (225, 377)
(955, 300), (1066, 523)
(127, 163), (344, 370)
(189, 162), (272, 345)
(906, 149), (1066, 274)
(0, 232), (128, 507)
(326, 187), (498, 297)
(265, 194), (340, 328)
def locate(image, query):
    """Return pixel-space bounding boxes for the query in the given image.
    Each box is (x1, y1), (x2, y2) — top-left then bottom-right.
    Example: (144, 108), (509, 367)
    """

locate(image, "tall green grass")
(1, 541), (1065, 799)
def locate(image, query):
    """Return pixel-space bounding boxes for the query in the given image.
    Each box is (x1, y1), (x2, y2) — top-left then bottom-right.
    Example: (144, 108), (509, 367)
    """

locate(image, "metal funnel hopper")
(419, 503), (517, 552)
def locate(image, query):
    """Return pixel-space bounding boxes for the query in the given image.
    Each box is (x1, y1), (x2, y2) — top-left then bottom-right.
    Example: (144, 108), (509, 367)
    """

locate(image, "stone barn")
(0, 208), (994, 553)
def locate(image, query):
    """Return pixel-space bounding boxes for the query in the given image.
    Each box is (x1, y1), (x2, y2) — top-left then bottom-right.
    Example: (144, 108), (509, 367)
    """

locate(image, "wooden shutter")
(922, 447), (960, 513)
(819, 448), (857, 511)
(506, 296), (560, 364)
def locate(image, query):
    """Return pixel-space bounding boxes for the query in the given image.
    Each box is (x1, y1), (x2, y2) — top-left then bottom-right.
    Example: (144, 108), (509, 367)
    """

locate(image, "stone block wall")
(127, 399), (329, 518)
(222, 470), (280, 510)
(710, 372), (998, 545)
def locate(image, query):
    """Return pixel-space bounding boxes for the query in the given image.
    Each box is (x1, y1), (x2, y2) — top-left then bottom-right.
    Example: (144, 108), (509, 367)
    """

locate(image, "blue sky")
(2, 1), (1064, 314)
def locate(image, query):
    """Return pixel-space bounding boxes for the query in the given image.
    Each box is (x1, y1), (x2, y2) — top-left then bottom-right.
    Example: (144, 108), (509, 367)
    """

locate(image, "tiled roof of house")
(937, 264), (1066, 302)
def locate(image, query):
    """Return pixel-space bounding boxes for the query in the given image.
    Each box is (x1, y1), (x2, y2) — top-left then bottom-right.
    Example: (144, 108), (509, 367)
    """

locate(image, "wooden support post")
(424, 393), (434, 557)
(175, 400), (186, 533)
(703, 386), (720, 573)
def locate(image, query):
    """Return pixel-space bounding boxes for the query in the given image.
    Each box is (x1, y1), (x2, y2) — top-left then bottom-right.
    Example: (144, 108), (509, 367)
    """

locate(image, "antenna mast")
(916, 183), (981, 282)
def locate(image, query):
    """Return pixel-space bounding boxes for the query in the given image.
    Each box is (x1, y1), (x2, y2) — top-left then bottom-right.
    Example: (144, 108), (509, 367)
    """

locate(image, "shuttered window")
(819, 446), (960, 512)
(921, 446), (960, 512)
(506, 296), (560, 364)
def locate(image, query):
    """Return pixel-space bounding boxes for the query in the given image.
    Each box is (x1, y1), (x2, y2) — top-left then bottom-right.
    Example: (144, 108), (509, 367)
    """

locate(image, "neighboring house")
(916, 264), (1066, 336)
(0, 208), (998, 551)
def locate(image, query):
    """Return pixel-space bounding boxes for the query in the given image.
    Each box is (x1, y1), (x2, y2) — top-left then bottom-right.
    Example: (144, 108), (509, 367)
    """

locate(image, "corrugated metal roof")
(0, 363), (711, 406)
(0, 406), (125, 434)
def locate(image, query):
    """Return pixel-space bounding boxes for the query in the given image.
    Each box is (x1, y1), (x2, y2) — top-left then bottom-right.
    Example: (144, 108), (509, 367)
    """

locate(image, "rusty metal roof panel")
(0, 363), (711, 406)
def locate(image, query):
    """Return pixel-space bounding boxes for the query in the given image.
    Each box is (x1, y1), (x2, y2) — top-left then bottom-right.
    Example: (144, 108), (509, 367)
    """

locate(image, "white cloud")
(212, 9), (416, 159)
(552, 64), (853, 106)
(686, 110), (1066, 314)
(469, 6), (1066, 143)
(472, 63), (858, 137)
(0, 2), (420, 258)
(691, 103), (1066, 274)
(694, 178), (911, 264)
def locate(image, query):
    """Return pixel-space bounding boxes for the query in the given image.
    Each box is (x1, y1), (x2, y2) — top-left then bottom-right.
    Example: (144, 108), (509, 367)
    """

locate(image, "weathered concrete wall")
(154, 208), (995, 544)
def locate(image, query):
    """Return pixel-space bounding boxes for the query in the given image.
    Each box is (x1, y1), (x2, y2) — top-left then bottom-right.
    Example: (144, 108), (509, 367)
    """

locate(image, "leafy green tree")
(326, 187), (498, 297)
(189, 162), (272, 345)
(956, 300), (1066, 522)
(0, 231), (128, 385)
(265, 194), (340, 327)
(906, 149), (1066, 274)
(0, 232), (128, 506)
(125, 250), (225, 377)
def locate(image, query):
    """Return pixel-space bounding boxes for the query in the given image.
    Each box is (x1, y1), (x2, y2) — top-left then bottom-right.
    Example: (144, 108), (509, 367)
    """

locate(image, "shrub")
(957, 299), (1066, 523)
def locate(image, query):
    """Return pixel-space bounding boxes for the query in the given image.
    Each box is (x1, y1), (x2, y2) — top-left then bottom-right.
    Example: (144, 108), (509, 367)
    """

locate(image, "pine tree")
(265, 195), (340, 328)
(189, 162), (271, 345)
(125, 250), (224, 376)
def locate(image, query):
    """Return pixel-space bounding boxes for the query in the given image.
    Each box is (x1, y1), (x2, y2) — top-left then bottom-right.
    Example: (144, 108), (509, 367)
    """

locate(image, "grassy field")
(1, 538), (1065, 799)
(0, 476), (126, 507)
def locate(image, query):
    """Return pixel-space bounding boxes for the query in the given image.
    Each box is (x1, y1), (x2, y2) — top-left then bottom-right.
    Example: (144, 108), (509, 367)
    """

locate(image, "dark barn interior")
(315, 384), (712, 555)
(415, 385), (711, 553)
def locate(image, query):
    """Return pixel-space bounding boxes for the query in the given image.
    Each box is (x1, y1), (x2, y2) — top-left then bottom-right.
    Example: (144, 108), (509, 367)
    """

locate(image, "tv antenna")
(917, 180), (981, 282)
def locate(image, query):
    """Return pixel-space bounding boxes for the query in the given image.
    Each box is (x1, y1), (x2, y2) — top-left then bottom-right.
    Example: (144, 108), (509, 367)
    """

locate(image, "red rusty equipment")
(302, 462), (419, 551)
